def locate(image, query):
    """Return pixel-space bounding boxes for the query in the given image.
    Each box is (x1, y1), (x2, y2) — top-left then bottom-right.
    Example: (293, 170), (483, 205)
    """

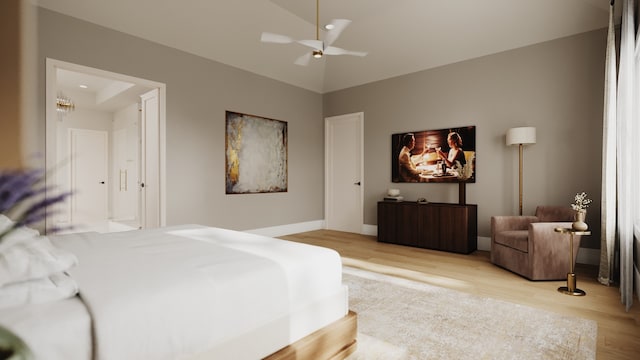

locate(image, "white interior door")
(70, 128), (108, 226)
(325, 112), (364, 233)
(140, 88), (160, 228)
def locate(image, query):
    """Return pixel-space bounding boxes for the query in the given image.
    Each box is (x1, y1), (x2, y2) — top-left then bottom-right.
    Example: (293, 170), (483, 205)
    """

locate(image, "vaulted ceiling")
(37, 0), (616, 94)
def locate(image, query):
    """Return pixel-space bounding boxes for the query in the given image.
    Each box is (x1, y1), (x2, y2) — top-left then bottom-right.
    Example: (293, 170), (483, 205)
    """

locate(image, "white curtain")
(599, 1), (617, 287)
(602, 0), (640, 311)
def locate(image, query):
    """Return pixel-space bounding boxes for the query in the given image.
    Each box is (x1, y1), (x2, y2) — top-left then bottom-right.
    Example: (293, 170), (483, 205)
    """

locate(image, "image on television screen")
(392, 126), (476, 183)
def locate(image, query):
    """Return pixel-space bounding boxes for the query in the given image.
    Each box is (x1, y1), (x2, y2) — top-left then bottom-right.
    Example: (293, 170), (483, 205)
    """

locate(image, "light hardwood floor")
(280, 230), (640, 360)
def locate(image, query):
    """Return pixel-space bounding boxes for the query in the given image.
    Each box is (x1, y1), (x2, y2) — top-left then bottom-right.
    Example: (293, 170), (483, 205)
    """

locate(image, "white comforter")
(52, 225), (345, 360)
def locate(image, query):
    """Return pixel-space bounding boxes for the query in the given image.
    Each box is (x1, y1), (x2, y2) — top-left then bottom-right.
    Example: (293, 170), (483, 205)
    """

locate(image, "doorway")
(45, 59), (166, 233)
(324, 112), (364, 233)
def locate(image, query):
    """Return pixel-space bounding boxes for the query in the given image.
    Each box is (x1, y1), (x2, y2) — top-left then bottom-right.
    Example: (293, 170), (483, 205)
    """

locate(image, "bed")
(0, 224), (357, 360)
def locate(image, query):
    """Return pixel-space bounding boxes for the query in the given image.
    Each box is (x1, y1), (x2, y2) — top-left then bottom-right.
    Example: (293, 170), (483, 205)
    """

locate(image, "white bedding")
(0, 214), (80, 308)
(0, 297), (92, 360)
(40, 225), (348, 360)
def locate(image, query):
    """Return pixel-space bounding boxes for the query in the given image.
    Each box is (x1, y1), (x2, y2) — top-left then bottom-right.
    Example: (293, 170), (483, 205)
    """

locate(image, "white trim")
(576, 248), (600, 266)
(45, 58), (167, 228)
(362, 224), (377, 236)
(158, 85), (167, 226)
(636, 221), (640, 301)
(635, 264), (640, 302)
(477, 236), (491, 251)
(250, 222), (601, 266)
(246, 220), (325, 237)
(370, 227), (600, 265)
(247, 221), (378, 238)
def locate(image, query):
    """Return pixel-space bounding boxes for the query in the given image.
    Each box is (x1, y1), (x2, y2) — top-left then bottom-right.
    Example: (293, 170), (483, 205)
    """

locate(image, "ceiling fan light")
(313, 50), (323, 58)
(324, 23), (334, 30)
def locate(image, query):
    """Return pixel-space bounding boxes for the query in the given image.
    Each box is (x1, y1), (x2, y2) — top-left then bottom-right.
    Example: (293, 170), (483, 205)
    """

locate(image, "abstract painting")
(225, 111), (288, 194)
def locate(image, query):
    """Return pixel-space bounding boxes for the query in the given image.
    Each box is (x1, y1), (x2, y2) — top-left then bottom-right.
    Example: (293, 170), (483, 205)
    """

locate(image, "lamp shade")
(506, 127), (536, 146)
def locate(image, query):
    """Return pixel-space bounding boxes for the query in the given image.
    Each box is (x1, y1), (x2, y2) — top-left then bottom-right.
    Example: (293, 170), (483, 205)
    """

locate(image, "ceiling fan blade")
(261, 32), (295, 44)
(297, 39), (323, 50)
(324, 19), (352, 47)
(324, 46), (367, 57)
(294, 52), (312, 66)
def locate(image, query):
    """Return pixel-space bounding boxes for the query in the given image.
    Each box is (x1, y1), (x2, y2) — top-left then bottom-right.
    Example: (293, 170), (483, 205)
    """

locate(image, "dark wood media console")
(377, 201), (477, 254)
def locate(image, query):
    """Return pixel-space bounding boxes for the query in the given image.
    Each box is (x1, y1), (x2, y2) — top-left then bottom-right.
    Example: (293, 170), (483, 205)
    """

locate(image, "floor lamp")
(506, 127), (536, 215)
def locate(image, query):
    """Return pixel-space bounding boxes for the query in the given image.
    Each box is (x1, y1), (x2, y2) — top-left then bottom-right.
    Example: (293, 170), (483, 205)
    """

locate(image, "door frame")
(45, 58), (167, 229)
(324, 112), (364, 233)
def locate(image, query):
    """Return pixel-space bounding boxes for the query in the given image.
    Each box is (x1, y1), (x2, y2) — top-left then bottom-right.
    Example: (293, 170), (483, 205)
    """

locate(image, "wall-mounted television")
(392, 126), (476, 183)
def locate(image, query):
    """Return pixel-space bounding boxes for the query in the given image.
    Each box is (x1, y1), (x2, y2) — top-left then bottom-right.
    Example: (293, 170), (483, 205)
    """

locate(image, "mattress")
(41, 225), (348, 360)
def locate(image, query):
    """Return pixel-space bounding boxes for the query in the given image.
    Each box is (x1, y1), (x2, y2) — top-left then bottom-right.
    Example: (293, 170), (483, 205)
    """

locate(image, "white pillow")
(0, 234), (78, 287)
(0, 221), (41, 252)
(0, 214), (13, 232)
(0, 272), (79, 309)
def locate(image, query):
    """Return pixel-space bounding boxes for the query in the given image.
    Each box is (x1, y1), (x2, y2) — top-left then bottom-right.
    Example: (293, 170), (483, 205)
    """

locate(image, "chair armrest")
(528, 221), (578, 253)
(491, 216), (539, 235)
(529, 222), (574, 235)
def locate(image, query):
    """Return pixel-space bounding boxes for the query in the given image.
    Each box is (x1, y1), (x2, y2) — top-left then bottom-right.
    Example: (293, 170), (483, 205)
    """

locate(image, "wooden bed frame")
(264, 311), (358, 360)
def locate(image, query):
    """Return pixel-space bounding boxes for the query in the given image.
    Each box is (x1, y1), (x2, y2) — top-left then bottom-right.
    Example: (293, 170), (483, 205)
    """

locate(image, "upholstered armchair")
(491, 206), (581, 280)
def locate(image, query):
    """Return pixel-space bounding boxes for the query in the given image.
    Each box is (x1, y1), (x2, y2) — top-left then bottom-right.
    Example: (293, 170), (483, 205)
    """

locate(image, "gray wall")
(36, 8), (606, 249)
(37, 8), (324, 231)
(324, 29), (606, 249)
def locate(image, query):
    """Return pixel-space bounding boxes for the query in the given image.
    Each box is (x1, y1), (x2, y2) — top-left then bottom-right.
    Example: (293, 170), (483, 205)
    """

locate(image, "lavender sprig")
(0, 169), (44, 213)
(0, 168), (72, 241)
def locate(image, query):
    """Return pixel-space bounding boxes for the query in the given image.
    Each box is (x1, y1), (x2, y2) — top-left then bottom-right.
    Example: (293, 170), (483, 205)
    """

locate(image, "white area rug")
(343, 266), (597, 360)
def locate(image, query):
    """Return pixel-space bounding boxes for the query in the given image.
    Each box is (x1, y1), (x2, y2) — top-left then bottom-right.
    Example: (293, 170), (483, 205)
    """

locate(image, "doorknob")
(99, 181), (105, 184)
(354, 181), (361, 186)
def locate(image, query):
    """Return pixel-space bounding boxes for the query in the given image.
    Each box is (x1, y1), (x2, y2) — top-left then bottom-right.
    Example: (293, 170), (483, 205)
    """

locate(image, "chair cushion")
(494, 230), (528, 253)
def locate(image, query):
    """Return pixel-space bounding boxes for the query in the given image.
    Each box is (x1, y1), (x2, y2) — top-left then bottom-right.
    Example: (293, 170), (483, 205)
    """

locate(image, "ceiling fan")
(260, 0), (367, 66)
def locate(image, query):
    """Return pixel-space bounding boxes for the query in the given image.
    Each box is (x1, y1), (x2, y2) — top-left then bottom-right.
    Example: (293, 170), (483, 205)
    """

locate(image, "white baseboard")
(636, 222), (640, 301)
(576, 248), (600, 266)
(248, 223), (601, 266)
(460, 236), (599, 265)
(477, 236), (491, 251)
(246, 220), (325, 237)
(635, 264), (640, 302)
(247, 221), (378, 237)
(362, 224), (377, 236)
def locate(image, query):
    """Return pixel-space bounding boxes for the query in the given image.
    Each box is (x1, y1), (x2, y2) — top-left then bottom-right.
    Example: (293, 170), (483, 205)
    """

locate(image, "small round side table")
(554, 227), (591, 296)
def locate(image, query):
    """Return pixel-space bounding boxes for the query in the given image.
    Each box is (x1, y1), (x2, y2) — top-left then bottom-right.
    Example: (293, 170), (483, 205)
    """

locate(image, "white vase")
(572, 210), (588, 231)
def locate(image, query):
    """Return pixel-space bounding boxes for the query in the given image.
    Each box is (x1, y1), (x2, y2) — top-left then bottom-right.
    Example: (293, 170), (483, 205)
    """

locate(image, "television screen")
(392, 126), (476, 183)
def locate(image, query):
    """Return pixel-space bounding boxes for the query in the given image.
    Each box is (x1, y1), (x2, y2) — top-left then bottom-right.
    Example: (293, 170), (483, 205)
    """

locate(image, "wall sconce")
(56, 92), (75, 114)
(506, 127), (536, 215)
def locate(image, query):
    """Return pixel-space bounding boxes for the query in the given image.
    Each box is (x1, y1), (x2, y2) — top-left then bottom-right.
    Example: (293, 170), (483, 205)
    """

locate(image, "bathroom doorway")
(45, 59), (166, 233)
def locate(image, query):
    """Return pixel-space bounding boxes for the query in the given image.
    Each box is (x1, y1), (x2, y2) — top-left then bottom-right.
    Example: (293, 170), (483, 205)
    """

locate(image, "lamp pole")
(518, 143), (524, 216)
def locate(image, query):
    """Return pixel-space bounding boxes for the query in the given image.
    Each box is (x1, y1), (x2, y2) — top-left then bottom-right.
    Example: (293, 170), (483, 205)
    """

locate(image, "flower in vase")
(570, 192), (592, 212)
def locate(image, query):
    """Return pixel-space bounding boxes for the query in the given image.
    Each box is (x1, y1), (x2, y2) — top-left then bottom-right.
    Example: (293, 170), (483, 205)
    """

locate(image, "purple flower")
(0, 168), (72, 241)
(0, 169), (43, 213)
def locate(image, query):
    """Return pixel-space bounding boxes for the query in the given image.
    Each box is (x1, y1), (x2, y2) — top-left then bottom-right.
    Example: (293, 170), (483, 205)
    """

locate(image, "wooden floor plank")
(280, 230), (640, 360)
